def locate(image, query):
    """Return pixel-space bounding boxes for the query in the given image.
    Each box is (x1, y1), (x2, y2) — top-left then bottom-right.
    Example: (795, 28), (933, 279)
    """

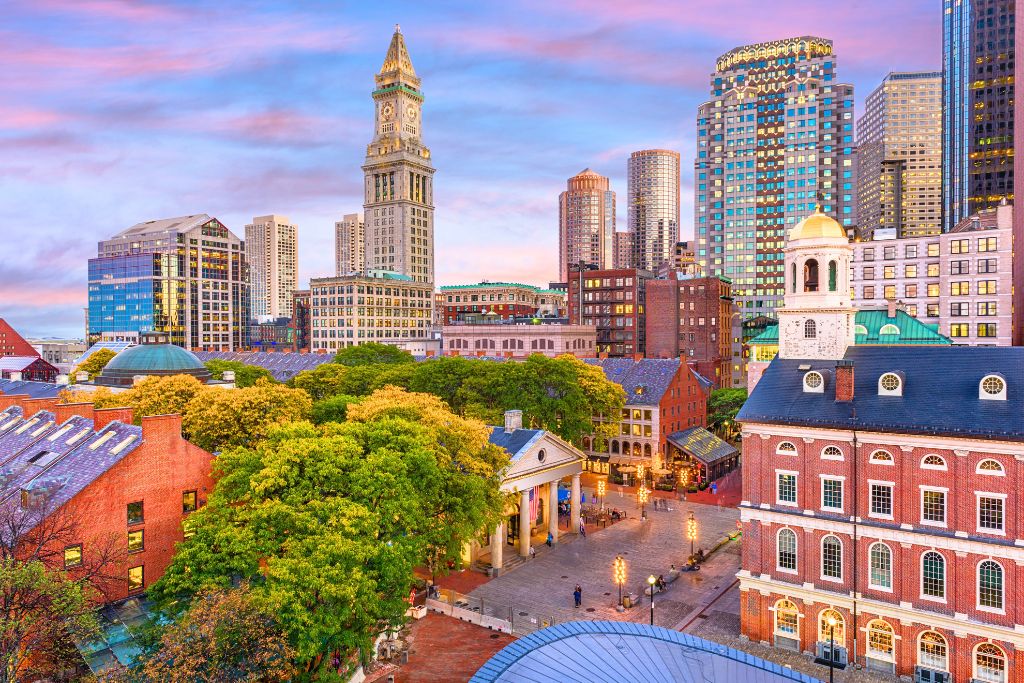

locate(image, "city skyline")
(3, 0), (939, 338)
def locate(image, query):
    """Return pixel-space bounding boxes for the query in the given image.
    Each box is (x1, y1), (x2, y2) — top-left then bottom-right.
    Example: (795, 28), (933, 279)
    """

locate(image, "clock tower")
(362, 25), (435, 284)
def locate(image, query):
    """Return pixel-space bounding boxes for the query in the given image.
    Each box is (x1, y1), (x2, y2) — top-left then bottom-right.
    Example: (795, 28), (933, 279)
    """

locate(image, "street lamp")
(647, 575), (656, 626)
(636, 463), (645, 488)
(686, 510), (697, 558)
(613, 555), (626, 608)
(637, 485), (649, 519)
(597, 478), (606, 510)
(826, 615), (837, 683)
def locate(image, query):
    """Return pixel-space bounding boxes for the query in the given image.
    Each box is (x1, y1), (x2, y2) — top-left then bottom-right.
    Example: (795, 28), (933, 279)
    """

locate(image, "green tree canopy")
(204, 359), (276, 388)
(707, 387), (747, 438)
(309, 394), (361, 425)
(332, 342), (413, 367)
(182, 380), (312, 452)
(72, 348), (117, 382)
(151, 387), (508, 678)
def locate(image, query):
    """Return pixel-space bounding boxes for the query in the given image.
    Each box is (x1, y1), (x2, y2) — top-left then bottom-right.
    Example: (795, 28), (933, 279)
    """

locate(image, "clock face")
(406, 105), (417, 120)
(381, 102), (394, 119)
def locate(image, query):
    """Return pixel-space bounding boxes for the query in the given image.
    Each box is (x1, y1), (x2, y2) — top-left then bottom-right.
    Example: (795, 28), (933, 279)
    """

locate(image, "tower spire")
(380, 24), (416, 79)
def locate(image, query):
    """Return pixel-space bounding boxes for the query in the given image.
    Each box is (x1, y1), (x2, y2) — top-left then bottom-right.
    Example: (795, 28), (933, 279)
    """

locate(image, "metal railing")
(427, 588), (557, 636)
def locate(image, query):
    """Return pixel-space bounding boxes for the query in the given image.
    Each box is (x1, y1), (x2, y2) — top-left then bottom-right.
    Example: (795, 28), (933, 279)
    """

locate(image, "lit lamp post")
(647, 575), (656, 626)
(613, 555), (626, 608)
(637, 485), (649, 519)
(636, 463), (645, 488)
(597, 478), (606, 511)
(826, 615), (837, 683)
(686, 510), (697, 558)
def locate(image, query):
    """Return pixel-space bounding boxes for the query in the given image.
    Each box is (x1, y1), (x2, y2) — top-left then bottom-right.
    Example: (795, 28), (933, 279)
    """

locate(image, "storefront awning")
(666, 427), (738, 467)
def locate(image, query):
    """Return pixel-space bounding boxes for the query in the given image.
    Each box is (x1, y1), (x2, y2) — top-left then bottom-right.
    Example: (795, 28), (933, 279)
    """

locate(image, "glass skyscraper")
(628, 149), (680, 273)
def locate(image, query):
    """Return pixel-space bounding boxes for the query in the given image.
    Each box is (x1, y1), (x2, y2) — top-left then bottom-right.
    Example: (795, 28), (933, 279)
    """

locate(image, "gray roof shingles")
(488, 427), (544, 461)
(583, 358), (682, 405)
(738, 346), (1024, 441)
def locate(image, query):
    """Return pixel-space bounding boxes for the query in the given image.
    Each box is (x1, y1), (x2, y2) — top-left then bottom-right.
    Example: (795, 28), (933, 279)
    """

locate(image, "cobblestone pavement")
(467, 495), (741, 629)
(685, 584), (897, 683)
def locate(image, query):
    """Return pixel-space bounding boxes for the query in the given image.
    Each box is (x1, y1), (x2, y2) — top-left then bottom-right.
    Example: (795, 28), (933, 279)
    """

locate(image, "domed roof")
(104, 343), (206, 373)
(789, 205), (847, 241)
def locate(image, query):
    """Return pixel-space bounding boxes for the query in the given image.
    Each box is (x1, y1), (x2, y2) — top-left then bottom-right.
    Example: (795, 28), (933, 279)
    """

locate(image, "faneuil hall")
(737, 207), (1024, 683)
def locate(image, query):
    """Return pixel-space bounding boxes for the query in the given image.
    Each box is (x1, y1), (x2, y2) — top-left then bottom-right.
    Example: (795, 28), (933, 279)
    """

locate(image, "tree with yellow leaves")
(182, 379), (311, 452)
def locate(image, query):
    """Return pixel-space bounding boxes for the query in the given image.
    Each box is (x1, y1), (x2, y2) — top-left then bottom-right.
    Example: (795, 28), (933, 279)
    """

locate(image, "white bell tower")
(777, 205), (856, 360)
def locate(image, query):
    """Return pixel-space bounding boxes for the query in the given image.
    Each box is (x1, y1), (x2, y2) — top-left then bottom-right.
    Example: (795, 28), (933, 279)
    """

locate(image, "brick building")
(567, 269), (649, 357)
(580, 358), (709, 477)
(442, 320), (596, 358)
(646, 273), (734, 387)
(0, 319), (40, 357)
(0, 394), (214, 603)
(738, 207), (1024, 682)
(0, 356), (59, 383)
(290, 289), (310, 351)
(439, 282), (565, 324)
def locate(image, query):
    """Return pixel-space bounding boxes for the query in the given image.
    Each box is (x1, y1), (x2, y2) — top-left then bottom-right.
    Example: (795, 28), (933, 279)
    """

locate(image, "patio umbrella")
(617, 466), (637, 473)
(652, 468), (672, 475)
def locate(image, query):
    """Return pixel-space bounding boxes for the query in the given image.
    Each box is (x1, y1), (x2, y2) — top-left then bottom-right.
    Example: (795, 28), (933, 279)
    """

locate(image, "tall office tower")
(244, 215), (297, 318)
(943, 0), (1016, 230)
(88, 214), (248, 351)
(613, 230), (635, 269)
(558, 169), (616, 282)
(335, 213), (366, 276)
(856, 72), (942, 239)
(362, 25), (435, 284)
(627, 149), (680, 272)
(694, 37), (856, 324)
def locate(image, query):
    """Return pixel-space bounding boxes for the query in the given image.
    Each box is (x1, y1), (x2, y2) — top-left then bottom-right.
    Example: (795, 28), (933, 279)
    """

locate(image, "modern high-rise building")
(628, 149), (680, 273)
(856, 72), (942, 239)
(613, 231), (634, 269)
(335, 213), (365, 276)
(244, 214), (297, 319)
(362, 25), (435, 284)
(558, 169), (616, 281)
(87, 214), (248, 351)
(694, 37), (856, 322)
(943, 0), (1016, 231)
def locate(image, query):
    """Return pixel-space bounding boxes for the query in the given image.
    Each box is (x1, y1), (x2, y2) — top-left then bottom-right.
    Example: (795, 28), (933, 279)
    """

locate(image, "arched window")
(776, 441), (798, 455)
(791, 262), (797, 293)
(922, 551), (945, 599)
(818, 609), (845, 645)
(977, 459), (1005, 475)
(975, 643), (1006, 683)
(978, 560), (1004, 610)
(918, 631), (948, 672)
(921, 454), (947, 470)
(821, 535), (842, 579)
(821, 445), (843, 460)
(866, 620), (894, 659)
(979, 374), (1007, 401)
(878, 373), (903, 396)
(828, 260), (838, 292)
(777, 528), (797, 571)
(804, 319), (817, 339)
(803, 371), (823, 392)
(879, 324), (900, 335)
(869, 450), (894, 464)
(804, 259), (819, 292)
(773, 599), (799, 638)
(854, 324), (868, 336)
(611, 441), (619, 454)
(868, 542), (892, 589)
(632, 442), (641, 456)
(643, 443), (651, 458)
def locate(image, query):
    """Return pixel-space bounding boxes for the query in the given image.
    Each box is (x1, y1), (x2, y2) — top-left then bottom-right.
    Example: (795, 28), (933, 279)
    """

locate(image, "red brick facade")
(739, 424), (1024, 680)
(567, 269), (648, 357)
(0, 319), (40, 358)
(645, 274), (734, 387)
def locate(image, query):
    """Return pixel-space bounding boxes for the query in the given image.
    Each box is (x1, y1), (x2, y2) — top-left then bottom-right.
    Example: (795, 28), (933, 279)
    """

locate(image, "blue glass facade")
(87, 255), (157, 337)
(943, 0), (973, 230)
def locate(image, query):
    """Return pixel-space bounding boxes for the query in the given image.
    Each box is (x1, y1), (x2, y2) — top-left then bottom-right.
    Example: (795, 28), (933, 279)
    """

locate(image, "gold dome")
(789, 205), (846, 241)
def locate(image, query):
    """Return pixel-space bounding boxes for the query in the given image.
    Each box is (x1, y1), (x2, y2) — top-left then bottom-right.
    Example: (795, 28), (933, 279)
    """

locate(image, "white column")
(571, 474), (581, 534)
(548, 480), (559, 543)
(519, 489), (531, 557)
(491, 521), (504, 571)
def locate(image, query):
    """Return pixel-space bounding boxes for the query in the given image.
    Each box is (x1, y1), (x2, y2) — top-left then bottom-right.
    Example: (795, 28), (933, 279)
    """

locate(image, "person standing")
(546, 531), (553, 547)
(573, 584), (582, 608)
(579, 520), (586, 538)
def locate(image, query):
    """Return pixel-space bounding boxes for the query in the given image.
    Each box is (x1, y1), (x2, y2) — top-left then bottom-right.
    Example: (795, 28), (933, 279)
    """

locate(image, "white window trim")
(775, 528), (798, 575)
(804, 371), (824, 393)
(820, 536), (843, 583)
(976, 459), (1006, 476)
(819, 475), (845, 513)
(919, 486), (948, 528)
(979, 374), (1007, 401)
(919, 551), (948, 604)
(976, 491), (1007, 536)
(776, 470), (799, 508)
(976, 558), (1006, 615)
(868, 449), (895, 466)
(867, 542), (894, 593)
(920, 454), (948, 471)
(776, 441), (798, 456)
(878, 373), (903, 396)
(820, 445), (844, 461)
(973, 643), (1008, 682)
(916, 632), (950, 673)
(867, 480), (895, 520)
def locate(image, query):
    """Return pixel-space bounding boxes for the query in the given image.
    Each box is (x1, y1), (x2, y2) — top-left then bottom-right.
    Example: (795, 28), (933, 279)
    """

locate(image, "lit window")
(128, 565), (144, 592)
(918, 631), (948, 672)
(776, 441), (797, 455)
(774, 599), (799, 638)
(867, 620), (894, 659)
(182, 491), (197, 513)
(64, 545), (83, 569)
(818, 609), (844, 644)
(921, 454), (947, 470)
(128, 530), (144, 553)
(821, 445), (843, 460)
(869, 450), (893, 464)
(977, 459), (1004, 475)
(975, 643), (1006, 683)
(921, 489), (946, 525)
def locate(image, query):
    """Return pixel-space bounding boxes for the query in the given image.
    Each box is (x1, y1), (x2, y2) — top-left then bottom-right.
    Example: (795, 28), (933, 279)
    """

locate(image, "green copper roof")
(748, 309), (952, 347)
(104, 343), (207, 372)
(440, 282), (546, 292)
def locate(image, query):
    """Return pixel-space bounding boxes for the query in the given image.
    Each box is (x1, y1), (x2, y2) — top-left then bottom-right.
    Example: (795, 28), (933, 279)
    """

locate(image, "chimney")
(94, 407), (135, 430)
(221, 370), (236, 383)
(633, 353), (644, 362)
(886, 300), (898, 318)
(55, 402), (96, 423)
(504, 409), (522, 434)
(835, 360), (855, 402)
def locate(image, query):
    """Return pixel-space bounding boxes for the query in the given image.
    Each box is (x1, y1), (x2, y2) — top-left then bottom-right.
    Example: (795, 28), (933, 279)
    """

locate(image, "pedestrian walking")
(530, 545), (536, 560)
(573, 584), (582, 608)
(579, 520), (586, 538)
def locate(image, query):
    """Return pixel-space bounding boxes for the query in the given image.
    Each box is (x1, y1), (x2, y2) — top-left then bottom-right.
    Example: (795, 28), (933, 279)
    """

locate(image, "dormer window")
(979, 374), (1007, 401)
(878, 373), (903, 396)
(803, 371), (824, 393)
(879, 324), (900, 335)
(854, 324), (868, 336)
